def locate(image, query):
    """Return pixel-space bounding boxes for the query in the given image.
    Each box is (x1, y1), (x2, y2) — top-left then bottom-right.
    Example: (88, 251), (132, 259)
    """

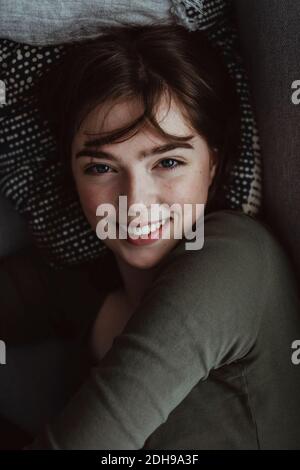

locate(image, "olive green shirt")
(18, 209), (300, 449)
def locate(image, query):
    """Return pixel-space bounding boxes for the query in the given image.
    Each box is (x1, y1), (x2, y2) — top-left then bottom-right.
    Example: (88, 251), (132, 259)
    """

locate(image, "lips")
(116, 217), (171, 245)
(118, 218), (169, 237)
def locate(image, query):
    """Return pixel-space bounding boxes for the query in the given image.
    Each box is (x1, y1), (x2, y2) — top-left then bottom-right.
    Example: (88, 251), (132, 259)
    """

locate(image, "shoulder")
(153, 209), (299, 327)
(203, 209), (276, 252)
(152, 209), (293, 320)
(142, 210), (276, 360)
(152, 209), (269, 298)
(202, 210), (298, 293)
(158, 209), (273, 278)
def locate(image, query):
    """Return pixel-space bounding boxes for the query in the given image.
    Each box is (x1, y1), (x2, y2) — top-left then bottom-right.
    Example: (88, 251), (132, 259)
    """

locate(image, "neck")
(114, 254), (162, 310)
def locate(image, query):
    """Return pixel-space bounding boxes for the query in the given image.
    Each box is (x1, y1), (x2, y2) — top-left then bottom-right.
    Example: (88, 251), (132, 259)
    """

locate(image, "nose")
(120, 170), (159, 223)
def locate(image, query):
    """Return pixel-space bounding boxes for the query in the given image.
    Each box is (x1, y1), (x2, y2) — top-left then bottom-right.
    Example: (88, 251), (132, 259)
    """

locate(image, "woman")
(35, 21), (241, 362)
(19, 23), (300, 450)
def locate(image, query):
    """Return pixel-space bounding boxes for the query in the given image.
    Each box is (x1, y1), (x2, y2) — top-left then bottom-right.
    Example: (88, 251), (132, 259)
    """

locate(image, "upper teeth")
(120, 219), (168, 236)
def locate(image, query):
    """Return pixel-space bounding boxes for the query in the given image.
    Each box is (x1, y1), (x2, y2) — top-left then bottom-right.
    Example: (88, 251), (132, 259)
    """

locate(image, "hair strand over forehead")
(36, 21), (240, 213)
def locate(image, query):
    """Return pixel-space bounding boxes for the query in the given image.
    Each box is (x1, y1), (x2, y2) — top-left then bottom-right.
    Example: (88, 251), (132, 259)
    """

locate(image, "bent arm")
(26, 210), (270, 449)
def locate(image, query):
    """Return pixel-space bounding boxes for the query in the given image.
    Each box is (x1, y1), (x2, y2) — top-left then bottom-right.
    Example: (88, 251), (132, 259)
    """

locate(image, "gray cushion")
(0, 0), (173, 45)
(234, 0), (300, 285)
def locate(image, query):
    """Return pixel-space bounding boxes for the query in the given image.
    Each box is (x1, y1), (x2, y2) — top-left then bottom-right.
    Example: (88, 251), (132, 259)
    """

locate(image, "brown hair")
(36, 21), (240, 213)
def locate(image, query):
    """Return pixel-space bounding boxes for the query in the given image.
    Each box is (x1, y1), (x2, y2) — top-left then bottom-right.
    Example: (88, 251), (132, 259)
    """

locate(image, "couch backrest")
(234, 0), (300, 286)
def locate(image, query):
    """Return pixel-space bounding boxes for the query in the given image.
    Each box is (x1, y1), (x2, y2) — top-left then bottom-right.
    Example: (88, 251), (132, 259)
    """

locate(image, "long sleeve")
(26, 209), (274, 450)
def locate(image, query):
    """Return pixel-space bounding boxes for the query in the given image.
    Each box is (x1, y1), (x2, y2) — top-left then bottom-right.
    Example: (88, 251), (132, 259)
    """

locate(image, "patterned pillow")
(170, 0), (261, 215)
(0, 0), (262, 269)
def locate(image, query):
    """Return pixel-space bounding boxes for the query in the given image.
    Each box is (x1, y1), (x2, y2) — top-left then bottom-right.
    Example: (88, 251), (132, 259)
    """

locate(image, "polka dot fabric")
(0, 0), (262, 270)
(170, 0), (262, 215)
(0, 41), (107, 269)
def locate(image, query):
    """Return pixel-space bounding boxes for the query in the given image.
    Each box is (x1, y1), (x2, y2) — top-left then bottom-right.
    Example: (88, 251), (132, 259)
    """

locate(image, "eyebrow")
(75, 135), (195, 160)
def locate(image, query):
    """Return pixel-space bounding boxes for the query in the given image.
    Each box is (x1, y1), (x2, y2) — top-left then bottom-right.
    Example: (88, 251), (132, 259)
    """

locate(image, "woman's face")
(71, 94), (217, 269)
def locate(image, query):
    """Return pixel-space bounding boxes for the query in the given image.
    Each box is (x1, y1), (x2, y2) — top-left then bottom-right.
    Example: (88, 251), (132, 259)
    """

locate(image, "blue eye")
(158, 159), (183, 171)
(83, 158), (184, 176)
(84, 163), (111, 175)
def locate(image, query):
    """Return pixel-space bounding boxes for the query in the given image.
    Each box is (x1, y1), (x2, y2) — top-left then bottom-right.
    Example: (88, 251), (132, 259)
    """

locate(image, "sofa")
(233, 0), (300, 286)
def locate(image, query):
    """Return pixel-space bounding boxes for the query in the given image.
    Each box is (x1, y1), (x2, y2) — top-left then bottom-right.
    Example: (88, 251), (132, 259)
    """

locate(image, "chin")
(123, 252), (162, 270)
(115, 243), (169, 270)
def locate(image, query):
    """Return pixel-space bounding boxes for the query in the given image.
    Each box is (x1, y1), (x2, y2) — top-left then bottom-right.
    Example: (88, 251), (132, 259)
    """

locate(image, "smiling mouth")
(124, 219), (167, 236)
(117, 217), (171, 239)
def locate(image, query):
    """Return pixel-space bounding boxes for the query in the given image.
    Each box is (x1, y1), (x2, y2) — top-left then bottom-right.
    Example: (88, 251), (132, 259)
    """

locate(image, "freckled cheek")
(166, 172), (209, 206)
(188, 168), (211, 200)
(76, 184), (109, 224)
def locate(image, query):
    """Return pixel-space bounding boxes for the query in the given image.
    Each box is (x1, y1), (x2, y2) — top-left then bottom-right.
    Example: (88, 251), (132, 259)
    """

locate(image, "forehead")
(74, 93), (193, 145)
